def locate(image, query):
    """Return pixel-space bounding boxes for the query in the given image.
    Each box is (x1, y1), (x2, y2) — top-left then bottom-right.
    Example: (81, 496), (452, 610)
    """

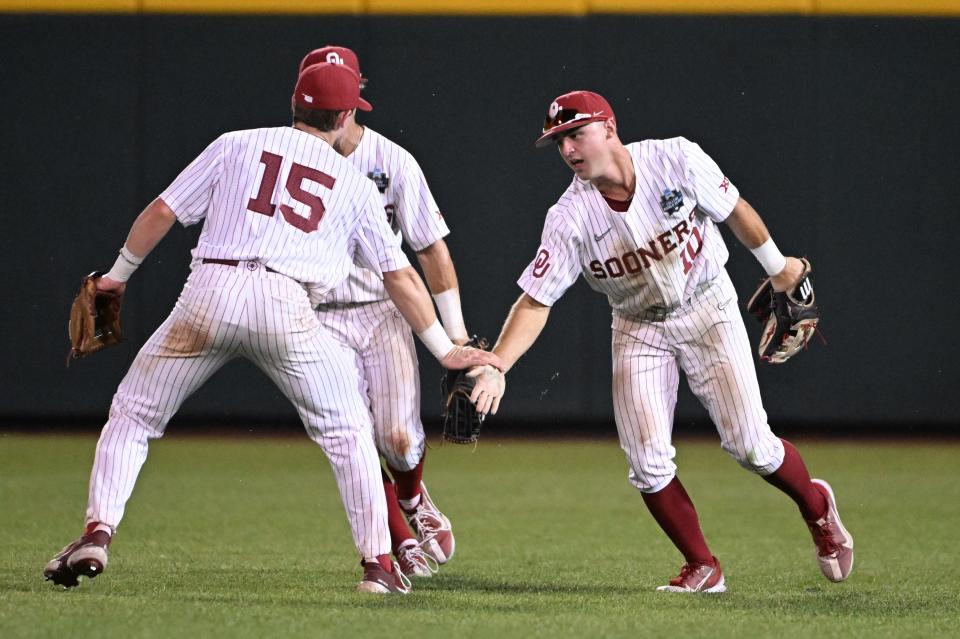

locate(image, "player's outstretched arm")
(123, 198), (178, 258)
(724, 197), (805, 292)
(383, 266), (503, 371)
(492, 293), (551, 373)
(415, 239), (469, 344)
(98, 197), (178, 294)
(466, 292), (552, 414)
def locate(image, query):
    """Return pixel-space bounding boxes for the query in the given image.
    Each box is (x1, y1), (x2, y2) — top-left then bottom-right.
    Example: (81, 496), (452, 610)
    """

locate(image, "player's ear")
(334, 109), (353, 129)
(604, 118), (617, 139)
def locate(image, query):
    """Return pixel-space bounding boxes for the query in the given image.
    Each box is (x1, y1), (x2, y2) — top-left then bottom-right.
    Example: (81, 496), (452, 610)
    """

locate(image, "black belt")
(201, 258), (278, 274)
(638, 280), (717, 322)
(640, 305), (674, 322)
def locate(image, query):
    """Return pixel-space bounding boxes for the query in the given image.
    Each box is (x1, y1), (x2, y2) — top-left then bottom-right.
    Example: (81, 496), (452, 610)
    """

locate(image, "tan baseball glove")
(67, 272), (123, 365)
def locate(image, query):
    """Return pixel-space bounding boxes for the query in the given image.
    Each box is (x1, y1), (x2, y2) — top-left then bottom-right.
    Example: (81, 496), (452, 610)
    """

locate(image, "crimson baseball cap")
(534, 90), (615, 147)
(293, 62), (372, 112)
(299, 45), (367, 86)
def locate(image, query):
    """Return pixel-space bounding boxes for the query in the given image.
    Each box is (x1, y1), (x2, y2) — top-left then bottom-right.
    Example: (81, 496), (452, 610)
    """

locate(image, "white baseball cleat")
(395, 539), (439, 578)
(405, 482), (455, 564)
(807, 479), (854, 582)
(656, 557), (726, 593)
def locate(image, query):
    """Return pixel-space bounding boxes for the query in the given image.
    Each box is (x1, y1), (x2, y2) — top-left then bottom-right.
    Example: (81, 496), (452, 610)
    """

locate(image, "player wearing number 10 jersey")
(470, 90), (852, 593)
(42, 62), (501, 594)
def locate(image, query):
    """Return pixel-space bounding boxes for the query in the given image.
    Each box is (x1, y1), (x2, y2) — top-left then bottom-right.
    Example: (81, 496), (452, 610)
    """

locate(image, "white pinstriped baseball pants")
(612, 271), (785, 493)
(85, 263), (390, 558)
(316, 299), (425, 471)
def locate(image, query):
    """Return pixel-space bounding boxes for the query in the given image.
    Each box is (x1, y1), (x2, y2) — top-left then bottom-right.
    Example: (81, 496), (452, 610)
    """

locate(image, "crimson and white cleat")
(807, 479), (854, 582)
(405, 482), (454, 564)
(395, 539), (439, 578)
(357, 560), (411, 594)
(43, 530), (111, 588)
(656, 557), (726, 593)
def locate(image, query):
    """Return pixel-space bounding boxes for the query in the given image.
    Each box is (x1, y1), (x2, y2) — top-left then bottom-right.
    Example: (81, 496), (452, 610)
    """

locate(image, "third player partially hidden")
(470, 90), (853, 592)
(298, 46), (466, 580)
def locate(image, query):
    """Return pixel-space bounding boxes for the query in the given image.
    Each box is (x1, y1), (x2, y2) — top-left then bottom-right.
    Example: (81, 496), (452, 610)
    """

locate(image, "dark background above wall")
(2, 14), (958, 432)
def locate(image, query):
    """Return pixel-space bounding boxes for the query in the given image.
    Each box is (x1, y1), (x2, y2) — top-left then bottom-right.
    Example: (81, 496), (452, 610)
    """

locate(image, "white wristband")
(105, 245), (144, 283)
(417, 319), (455, 362)
(432, 288), (468, 341)
(749, 237), (787, 277)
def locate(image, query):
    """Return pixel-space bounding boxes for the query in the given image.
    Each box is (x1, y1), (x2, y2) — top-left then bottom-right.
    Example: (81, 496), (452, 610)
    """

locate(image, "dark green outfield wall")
(2, 14), (958, 431)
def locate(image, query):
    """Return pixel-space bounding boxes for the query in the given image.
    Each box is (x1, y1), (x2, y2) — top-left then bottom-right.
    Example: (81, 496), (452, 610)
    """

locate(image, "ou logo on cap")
(326, 52), (344, 65)
(548, 101), (560, 118)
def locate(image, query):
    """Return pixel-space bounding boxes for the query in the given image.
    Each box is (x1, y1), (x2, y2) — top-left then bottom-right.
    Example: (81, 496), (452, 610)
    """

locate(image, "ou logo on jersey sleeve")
(532, 249), (551, 278)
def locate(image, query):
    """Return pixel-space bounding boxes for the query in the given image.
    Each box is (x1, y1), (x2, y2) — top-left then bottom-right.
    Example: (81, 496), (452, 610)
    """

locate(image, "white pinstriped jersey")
(321, 127), (449, 304)
(518, 137), (739, 316)
(160, 126), (409, 295)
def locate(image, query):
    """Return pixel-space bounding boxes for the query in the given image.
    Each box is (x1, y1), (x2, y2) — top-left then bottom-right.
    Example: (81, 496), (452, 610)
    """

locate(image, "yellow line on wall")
(3, 0), (959, 16)
(817, 0), (960, 14)
(2, 0), (137, 10)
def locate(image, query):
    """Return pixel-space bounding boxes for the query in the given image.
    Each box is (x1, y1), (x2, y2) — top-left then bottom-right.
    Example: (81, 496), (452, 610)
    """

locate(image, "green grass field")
(1, 433), (957, 638)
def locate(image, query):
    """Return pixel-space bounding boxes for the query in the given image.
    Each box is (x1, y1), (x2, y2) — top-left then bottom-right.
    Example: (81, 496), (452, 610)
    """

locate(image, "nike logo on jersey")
(718, 299), (730, 310)
(594, 227), (613, 242)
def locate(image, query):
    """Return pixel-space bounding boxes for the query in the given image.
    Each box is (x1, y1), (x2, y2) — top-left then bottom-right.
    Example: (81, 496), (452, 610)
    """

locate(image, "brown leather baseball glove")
(67, 272), (123, 365)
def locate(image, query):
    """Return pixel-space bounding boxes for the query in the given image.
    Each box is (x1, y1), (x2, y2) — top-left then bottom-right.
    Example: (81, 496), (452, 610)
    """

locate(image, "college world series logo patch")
(659, 188), (683, 215)
(368, 169), (390, 193)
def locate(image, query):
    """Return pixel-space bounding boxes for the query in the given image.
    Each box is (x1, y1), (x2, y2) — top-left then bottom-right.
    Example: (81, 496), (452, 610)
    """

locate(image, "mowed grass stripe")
(1, 434), (957, 638)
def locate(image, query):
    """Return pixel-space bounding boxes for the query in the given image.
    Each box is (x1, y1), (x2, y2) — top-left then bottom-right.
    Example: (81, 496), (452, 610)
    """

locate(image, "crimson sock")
(388, 455), (425, 504)
(381, 468), (416, 551)
(376, 554), (394, 573)
(641, 477), (714, 566)
(762, 439), (828, 521)
(84, 522), (99, 536)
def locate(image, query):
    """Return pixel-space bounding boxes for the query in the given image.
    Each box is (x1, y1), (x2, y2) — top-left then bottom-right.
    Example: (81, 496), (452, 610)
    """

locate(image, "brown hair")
(292, 105), (341, 131)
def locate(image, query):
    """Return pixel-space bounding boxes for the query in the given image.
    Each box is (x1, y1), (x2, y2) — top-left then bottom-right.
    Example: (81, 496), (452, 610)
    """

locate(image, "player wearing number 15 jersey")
(42, 62), (500, 595)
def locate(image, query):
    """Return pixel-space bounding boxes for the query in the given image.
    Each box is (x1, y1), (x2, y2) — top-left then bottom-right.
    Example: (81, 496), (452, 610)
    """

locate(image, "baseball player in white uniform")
(43, 62), (501, 595)
(469, 90), (853, 592)
(297, 46), (465, 578)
